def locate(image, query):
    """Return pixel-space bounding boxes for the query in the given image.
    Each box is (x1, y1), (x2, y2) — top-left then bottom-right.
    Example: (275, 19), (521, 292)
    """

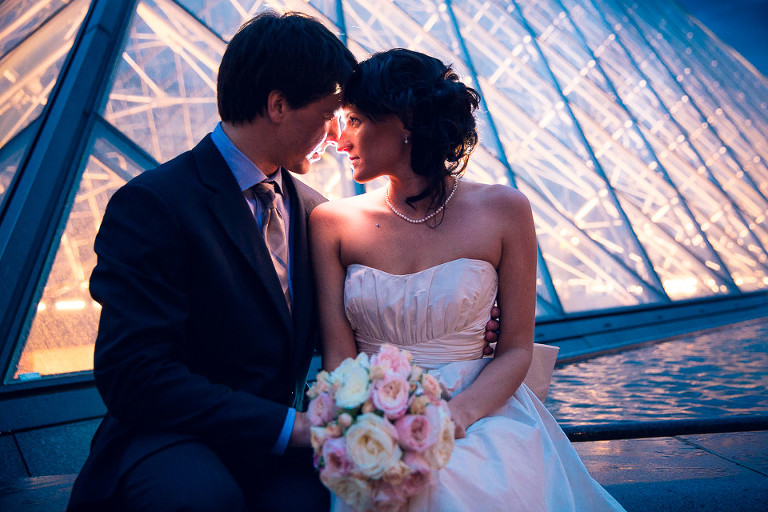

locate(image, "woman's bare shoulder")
(462, 180), (531, 213)
(310, 191), (381, 225)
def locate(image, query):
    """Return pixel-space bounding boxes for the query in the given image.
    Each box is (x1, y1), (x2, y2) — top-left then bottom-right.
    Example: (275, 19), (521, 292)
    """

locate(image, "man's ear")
(266, 90), (287, 122)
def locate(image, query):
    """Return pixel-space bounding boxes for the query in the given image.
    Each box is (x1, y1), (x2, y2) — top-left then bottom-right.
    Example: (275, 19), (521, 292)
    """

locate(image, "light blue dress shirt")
(210, 123), (295, 455)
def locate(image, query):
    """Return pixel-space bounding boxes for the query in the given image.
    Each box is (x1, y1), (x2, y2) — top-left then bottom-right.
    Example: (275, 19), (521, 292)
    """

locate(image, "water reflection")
(547, 317), (768, 426)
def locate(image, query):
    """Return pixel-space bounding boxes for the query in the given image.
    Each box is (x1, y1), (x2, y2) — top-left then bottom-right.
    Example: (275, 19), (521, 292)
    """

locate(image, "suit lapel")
(282, 170), (314, 350)
(193, 135), (293, 333)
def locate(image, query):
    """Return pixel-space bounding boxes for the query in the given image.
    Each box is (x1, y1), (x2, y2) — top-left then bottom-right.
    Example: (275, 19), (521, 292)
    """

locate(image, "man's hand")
(483, 305), (500, 355)
(288, 411), (312, 447)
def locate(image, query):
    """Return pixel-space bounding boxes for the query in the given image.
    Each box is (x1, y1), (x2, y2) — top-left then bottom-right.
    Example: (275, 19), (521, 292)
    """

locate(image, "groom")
(67, 12), (357, 512)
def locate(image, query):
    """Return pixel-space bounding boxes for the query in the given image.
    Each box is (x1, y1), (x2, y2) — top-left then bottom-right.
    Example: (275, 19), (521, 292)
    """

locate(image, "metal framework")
(0, 0), (766, 382)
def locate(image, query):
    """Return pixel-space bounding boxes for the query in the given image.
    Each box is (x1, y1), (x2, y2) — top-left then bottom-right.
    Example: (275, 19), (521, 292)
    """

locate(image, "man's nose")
(325, 116), (341, 144)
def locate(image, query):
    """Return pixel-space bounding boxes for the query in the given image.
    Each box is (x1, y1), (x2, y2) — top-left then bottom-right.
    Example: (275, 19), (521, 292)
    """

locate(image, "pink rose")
(401, 452), (435, 497)
(321, 436), (352, 478)
(421, 373), (442, 404)
(307, 392), (338, 426)
(395, 414), (436, 452)
(371, 481), (408, 512)
(371, 374), (410, 419)
(370, 344), (412, 380)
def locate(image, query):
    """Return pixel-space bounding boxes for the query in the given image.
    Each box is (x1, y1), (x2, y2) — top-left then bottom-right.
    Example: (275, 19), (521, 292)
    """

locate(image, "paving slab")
(574, 431), (768, 511)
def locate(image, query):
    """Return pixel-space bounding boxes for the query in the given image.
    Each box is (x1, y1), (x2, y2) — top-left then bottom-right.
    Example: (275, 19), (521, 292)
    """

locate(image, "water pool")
(546, 317), (768, 427)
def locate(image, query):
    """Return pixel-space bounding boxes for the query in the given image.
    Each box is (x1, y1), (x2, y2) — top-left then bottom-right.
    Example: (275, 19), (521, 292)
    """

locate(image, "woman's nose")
(336, 127), (351, 153)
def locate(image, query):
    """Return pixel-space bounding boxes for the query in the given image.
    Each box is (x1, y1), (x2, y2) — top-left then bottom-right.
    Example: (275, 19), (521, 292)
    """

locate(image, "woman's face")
(337, 107), (410, 183)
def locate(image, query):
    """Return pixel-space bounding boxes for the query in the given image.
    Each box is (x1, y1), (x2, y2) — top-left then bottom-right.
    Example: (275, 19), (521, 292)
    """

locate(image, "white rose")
(345, 413), (402, 479)
(332, 358), (371, 409)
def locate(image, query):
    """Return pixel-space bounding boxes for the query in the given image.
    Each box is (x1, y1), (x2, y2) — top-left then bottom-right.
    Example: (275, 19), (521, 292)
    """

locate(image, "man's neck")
(221, 121), (280, 176)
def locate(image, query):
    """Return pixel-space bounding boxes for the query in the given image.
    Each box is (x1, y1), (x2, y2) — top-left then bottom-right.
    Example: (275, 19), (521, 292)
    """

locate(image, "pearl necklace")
(384, 177), (459, 224)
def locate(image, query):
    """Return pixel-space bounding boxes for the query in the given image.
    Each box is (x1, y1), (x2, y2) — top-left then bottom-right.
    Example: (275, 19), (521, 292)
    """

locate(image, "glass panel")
(175, 0), (340, 41)
(104, 0), (351, 199)
(518, 178), (655, 311)
(0, 0), (88, 148)
(10, 0), (762, 356)
(598, 0), (768, 289)
(0, 118), (39, 211)
(341, 0), (498, 160)
(0, 0), (76, 58)
(102, 0), (225, 164)
(9, 135), (146, 382)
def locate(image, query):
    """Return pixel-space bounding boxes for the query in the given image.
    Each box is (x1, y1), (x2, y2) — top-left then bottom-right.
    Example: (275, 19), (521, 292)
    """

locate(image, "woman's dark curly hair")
(343, 49), (480, 222)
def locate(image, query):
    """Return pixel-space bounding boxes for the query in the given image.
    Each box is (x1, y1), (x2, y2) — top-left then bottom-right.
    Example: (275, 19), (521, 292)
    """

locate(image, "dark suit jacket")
(68, 134), (326, 507)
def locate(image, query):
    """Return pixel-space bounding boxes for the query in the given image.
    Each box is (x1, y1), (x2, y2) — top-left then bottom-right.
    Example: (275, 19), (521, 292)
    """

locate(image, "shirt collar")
(211, 122), (284, 192)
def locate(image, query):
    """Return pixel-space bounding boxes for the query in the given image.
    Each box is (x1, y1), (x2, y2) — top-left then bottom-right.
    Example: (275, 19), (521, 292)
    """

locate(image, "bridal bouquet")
(307, 344), (455, 512)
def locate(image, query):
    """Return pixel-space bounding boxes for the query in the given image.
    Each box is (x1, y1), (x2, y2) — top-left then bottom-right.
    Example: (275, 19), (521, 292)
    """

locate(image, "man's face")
(279, 92), (342, 175)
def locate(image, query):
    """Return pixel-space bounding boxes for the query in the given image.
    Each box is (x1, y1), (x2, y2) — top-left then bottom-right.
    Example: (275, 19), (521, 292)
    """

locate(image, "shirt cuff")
(271, 407), (295, 455)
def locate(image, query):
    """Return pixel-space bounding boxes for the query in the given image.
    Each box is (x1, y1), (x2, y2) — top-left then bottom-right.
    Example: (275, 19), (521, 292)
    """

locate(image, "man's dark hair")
(217, 11), (357, 124)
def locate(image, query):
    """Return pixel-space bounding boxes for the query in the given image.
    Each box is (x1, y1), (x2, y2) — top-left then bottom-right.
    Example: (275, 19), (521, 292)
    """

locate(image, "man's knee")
(116, 442), (247, 512)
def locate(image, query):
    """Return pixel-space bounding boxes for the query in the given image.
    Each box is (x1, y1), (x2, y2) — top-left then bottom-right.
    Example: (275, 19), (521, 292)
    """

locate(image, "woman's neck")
(386, 174), (429, 208)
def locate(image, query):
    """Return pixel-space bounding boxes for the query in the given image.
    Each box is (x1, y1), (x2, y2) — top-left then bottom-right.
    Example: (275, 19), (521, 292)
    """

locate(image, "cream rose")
(424, 402), (455, 469)
(345, 413), (402, 479)
(310, 426), (329, 456)
(321, 472), (373, 511)
(332, 357), (370, 409)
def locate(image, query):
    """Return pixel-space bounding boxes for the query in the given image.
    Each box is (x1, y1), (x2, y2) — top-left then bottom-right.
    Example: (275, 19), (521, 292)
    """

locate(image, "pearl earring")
(404, 134), (409, 144)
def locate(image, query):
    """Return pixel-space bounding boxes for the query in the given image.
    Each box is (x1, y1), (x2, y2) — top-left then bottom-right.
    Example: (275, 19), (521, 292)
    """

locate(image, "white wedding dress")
(336, 258), (624, 512)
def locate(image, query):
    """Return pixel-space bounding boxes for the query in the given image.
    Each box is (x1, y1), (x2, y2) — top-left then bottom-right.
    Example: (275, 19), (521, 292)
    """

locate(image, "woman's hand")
(447, 400), (470, 440)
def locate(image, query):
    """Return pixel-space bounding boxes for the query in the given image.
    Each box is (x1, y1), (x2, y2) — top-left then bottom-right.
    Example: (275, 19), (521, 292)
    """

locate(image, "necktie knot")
(252, 180), (278, 209)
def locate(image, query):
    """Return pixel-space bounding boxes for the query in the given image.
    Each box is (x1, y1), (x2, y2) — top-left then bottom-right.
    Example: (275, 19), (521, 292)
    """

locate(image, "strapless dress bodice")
(344, 258), (497, 369)
(337, 260), (625, 512)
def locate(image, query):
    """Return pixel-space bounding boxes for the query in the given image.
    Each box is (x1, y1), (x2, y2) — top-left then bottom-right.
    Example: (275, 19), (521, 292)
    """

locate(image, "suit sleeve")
(90, 181), (288, 458)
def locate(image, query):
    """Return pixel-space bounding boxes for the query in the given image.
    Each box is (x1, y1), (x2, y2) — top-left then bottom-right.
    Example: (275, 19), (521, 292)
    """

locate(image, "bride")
(309, 48), (624, 512)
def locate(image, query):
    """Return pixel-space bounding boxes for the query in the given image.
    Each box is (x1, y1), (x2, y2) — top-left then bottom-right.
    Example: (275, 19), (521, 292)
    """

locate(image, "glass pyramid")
(1, 0), (766, 381)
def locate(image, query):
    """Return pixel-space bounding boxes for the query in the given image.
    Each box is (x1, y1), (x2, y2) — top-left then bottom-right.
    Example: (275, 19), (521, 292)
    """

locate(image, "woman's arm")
(447, 188), (538, 437)
(309, 202), (359, 371)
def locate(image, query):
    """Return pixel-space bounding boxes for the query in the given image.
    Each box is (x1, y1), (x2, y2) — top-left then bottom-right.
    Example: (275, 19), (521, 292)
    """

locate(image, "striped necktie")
(252, 181), (291, 311)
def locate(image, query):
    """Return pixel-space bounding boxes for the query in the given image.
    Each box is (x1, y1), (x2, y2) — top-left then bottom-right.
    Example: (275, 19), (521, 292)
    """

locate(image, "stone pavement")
(2, 431), (766, 511)
(575, 430), (768, 511)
